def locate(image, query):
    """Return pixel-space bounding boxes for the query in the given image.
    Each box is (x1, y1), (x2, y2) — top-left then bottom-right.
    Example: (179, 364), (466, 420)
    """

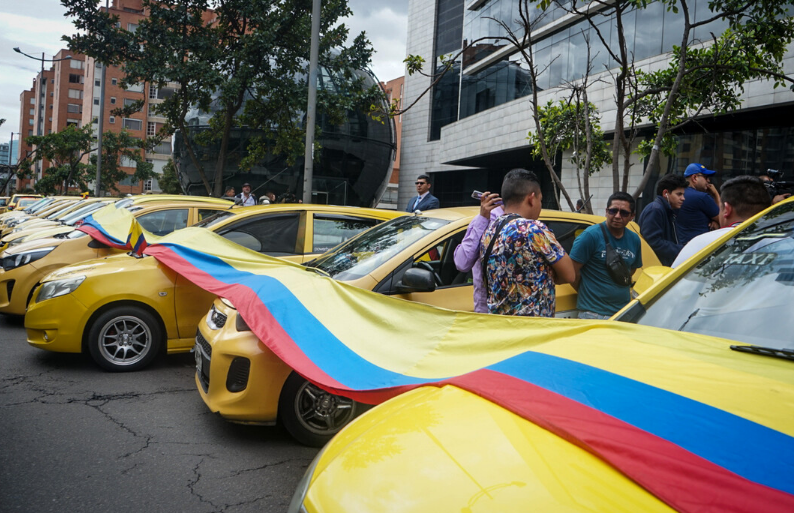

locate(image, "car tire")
(87, 306), (162, 372)
(278, 372), (358, 447)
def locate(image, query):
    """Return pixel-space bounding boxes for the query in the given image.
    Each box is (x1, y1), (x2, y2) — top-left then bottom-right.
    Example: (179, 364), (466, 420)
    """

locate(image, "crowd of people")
(450, 164), (784, 319)
(222, 183), (299, 206)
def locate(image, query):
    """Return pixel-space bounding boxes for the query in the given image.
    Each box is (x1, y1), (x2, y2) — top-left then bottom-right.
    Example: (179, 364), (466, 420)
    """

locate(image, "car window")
(137, 209), (189, 236)
(195, 210), (236, 228)
(198, 208), (225, 222)
(617, 201), (794, 349)
(0, 199), (7, 206)
(217, 213), (300, 256)
(312, 215), (381, 253)
(309, 216), (452, 281)
(544, 220), (591, 254)
(387, 229), (470, 291)
(19, 198), (41, 208)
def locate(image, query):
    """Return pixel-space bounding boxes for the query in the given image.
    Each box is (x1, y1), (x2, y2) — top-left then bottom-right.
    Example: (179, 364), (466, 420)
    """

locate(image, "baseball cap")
(242, 182), (252, 187)
(684, 163), (716, 177)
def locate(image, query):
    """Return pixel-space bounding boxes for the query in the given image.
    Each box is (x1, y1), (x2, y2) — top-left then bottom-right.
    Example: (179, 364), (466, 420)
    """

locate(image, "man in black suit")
(405, 174), (440, 212)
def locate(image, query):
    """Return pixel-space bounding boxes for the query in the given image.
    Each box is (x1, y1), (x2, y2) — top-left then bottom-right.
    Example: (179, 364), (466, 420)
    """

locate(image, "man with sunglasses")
(570, 192), (643, 319)
(405, 174), (440, 212)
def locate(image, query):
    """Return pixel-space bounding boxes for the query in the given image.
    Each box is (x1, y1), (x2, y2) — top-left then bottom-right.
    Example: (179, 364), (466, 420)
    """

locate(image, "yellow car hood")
(3, 236), (66, 255)
(305, 385), (672, 513)
(42, 253), (157, 283)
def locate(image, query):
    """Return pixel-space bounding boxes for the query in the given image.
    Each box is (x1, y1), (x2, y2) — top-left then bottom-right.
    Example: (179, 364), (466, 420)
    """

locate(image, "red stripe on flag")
(77, 225), (126, 249)
(444, 369), (794, 513)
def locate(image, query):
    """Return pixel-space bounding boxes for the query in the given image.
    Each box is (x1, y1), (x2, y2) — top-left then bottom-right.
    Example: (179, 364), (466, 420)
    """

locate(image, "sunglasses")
(606, 207), (632, 217)
(415, 181), (427, 185)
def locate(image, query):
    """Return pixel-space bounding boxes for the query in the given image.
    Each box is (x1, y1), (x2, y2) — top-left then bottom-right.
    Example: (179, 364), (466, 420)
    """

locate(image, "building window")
(109, 116), (115, 124)
(68, 89), (83, 99)
(111, 78), (118, 86)
(66, 119), (80, 127)
(50, 92), (54, 97)
(149, 86), (158, 99)
(69, 59), (83, 69)
(28, 119), (34, 126)
(144, 179), (153, 192)
(123, 98), (139, 108)
(123, 118), (142, 131)
(147, 121), (156, 136)
(29, 98), (35, 105)
(67, 104), (81, 113)
(110, 97), (116, 104)
(68, 74), (82, 84)
(28, 130), (33, 136)
(124, 82), (144, 93)
(95, 79), (101, 87)
(29, 108), (34, 115)
(49, 104), (53, 109)
(127, 23), (139, 33)
(93, 97), (100, 105)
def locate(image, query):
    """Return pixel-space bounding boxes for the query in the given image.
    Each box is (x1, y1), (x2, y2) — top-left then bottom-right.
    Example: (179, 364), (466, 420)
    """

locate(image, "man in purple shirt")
(453, 191), (504, 313)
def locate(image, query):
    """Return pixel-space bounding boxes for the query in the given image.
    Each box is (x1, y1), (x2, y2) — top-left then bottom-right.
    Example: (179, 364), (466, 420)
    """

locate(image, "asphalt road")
(0, 314), (318, 513)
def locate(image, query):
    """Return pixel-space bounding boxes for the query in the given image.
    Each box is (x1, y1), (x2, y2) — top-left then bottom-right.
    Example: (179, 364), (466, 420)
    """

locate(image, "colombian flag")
(142, 227), (794, 513)
(78, 201), (155, 253)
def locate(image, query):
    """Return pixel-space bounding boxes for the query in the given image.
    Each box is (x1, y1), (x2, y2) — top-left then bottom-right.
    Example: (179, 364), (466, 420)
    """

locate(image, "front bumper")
(0, 263), (47, 316)
(194, 302), (292, 424)
(25, 290), (89, 353)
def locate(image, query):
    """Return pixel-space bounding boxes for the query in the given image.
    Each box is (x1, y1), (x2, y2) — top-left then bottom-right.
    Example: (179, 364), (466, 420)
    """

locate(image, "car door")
(380, 228), (475, 312)
(541, 217), (594, 315)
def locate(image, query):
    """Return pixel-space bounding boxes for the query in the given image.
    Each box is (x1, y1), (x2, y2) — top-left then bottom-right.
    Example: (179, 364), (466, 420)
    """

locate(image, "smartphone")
(472, 190), (502, 205)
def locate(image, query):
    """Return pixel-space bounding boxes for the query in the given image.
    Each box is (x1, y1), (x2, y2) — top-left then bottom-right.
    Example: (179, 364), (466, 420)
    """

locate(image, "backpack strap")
(481, 214), (521, 292)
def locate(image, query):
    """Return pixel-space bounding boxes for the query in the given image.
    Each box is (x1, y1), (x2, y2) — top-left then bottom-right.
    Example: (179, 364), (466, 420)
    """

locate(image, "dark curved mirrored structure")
(173, 65), (395, 206)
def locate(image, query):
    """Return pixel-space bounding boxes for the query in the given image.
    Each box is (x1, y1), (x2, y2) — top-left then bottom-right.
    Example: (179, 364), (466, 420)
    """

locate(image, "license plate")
(194, 343), (203, 375)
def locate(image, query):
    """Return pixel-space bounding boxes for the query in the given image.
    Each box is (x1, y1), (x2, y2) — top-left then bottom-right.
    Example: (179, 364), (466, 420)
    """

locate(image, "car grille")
(195, 329), (211, 392)
(208, 305), (227, 329)
(226, 357), (250, 393)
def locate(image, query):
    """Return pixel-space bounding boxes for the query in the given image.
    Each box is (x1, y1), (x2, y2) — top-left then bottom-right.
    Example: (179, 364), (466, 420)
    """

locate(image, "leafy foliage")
(157, 159), (183, 194)
(62, 0), (378, 197)
(18, 125), (155, 195)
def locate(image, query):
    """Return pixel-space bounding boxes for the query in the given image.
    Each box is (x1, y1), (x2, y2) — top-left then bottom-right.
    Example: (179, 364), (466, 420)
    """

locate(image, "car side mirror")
(395, 268), (436, 294)
(632, 265), (672, 296)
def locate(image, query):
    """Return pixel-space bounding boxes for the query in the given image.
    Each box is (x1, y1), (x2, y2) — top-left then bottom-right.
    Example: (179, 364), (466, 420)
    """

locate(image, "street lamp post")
(302, 0), (321, 204)
(13, 47), (72, 184)
(95, 0), (110, 198)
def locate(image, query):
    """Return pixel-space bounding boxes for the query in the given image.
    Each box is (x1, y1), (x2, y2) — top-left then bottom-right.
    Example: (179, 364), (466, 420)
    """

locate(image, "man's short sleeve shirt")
(480, 215), (565, 317)
(569, 223), (643, 316)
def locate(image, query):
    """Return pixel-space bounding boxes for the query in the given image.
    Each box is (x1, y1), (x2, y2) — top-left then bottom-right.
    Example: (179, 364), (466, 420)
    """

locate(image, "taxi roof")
(128, 194), (234, 206)
(230, 203), (406, 218)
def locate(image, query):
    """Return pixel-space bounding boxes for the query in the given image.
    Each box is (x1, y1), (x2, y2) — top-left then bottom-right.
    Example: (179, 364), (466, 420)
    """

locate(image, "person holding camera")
(570, 192), (643, 319)
(480, 169), (575, 317)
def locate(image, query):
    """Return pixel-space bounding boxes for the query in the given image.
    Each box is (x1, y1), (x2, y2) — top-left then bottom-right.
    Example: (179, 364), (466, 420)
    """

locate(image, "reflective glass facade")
(459, 0), (730, 120)
(429, 0), (465, 141)
(173, 66), (395, 207)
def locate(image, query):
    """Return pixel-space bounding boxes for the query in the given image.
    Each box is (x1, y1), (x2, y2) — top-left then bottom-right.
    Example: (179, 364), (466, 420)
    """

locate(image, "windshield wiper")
(678, 308), (699, 331)
(304, 266), (330, 278)
(730, 345), (794, 362)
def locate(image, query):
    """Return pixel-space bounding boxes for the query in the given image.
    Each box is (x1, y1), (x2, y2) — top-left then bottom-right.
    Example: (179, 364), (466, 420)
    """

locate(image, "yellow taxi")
(0, 199), (115, 250)
(284, 198), (794, 513)
(194, 208), (662, 446)
(0, 196), (62, 224)
(0, 197), (110, 240)
(6, 193), (42, 212)
(0, 197), (80, 234)
(0, 196), (9, 214)
(24, 205), (403, 372)
(1, 198), (232, 316)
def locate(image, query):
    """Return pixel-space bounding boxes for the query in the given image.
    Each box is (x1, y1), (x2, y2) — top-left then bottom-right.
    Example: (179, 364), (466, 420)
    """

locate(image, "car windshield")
(622, 201), (794, 350)
(19, 198), (41, 208)
(25, 198), (54, 213)
(61, 203), (107, 225)
(46, 202), (81, 219)
(308, 215), (451, 280)
(194, 210), (236, 229)
(66, 230), (88, 240)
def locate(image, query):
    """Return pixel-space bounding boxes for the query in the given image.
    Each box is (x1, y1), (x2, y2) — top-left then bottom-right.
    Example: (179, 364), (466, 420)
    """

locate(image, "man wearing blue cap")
(676, 163), (721, 244)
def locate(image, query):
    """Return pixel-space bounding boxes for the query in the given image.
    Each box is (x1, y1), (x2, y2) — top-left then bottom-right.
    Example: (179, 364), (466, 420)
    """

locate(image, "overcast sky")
(0, 0), (408, 150)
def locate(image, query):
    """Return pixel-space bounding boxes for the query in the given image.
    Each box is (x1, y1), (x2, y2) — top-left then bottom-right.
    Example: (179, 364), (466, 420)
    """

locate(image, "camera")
(471, 190), (503, 205)
(762, 169), (794, 199)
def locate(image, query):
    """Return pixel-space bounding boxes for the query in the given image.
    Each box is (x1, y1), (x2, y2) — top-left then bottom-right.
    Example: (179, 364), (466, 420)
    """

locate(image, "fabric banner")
(78, 202), (154, 254)
(142, 227), (794, 513)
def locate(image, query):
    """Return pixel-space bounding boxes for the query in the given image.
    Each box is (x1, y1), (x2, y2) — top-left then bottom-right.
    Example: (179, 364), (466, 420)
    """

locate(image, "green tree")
(63, 0), (378, 197)
(17, 125), (155, 195)
(158, 159), (183, 194)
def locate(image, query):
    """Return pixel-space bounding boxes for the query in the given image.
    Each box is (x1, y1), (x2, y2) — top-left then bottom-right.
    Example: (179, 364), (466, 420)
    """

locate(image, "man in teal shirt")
(570, 192), (643, 319)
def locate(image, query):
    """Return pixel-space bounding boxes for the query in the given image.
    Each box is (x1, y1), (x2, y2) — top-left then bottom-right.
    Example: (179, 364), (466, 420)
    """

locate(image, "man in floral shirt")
(480, 169), (575, 316)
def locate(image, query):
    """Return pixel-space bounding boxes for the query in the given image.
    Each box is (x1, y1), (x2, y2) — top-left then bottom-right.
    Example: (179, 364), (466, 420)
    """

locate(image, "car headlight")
(287, 446), (327, 513)
(36, 276), (86, 302)
(1, 247), (55, 271)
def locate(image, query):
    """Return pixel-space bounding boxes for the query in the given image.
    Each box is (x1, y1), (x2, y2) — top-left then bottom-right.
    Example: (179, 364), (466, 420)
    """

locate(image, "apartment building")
(17, 0), (171, 195)
(400, 0), (794, 213)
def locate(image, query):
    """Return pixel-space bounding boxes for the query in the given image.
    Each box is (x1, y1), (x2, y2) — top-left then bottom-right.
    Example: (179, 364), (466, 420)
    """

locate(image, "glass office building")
(404, 0), (793, 211)
(173, 65), (396, 207)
